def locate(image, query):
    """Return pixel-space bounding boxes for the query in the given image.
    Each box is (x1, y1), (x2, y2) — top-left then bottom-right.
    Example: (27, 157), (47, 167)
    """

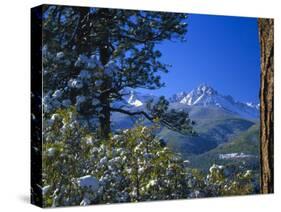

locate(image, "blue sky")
(138, 13), (260, 103)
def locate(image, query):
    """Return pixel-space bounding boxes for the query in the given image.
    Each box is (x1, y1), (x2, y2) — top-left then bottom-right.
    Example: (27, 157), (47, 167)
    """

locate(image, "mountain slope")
(110, 84), (259, 158)
(159, 115), (255, 156)
(189, 124), (260, 171)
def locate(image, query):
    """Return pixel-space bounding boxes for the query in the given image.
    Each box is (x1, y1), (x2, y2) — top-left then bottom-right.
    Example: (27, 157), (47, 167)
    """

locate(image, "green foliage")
(186, 165), (254, 197)
(43, 108), (256, 207)
(206, 165), (254, 196)
(43, 107), (98, 207)
(43, 108), (189, 206)
(147, 97), (196, 135)
(118, 125), (189, 201)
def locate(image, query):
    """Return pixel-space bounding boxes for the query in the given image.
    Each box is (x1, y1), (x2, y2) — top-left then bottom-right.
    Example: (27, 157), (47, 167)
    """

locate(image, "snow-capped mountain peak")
(123, 90), (157, 108)
(195, 84), (218, 95)
(179, 84), (218, 105)
(170, 84), (259, 119)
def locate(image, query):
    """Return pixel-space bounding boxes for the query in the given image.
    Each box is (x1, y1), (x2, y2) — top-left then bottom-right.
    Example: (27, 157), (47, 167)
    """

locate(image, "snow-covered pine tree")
(42, 5), (194, 138)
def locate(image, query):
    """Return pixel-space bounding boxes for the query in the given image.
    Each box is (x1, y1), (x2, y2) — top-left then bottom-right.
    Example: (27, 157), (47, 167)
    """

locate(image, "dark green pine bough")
(43, 5), (195, 138)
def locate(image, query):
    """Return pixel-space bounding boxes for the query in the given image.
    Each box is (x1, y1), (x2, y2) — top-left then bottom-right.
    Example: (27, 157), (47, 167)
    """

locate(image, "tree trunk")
(99, 91), (111, 139)
(258, 18), (274, 194)
(99, 36), (111, 139)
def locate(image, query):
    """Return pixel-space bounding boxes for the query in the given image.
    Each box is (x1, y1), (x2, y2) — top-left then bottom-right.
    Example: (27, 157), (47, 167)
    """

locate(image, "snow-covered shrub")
(42, 108), (190, 206)
(185, 164), (255, 198)
(42, 108), (255, 207)
(43, 107), (100, 207)
(205, 164), (254, 196)
(100, 125), (189, 202)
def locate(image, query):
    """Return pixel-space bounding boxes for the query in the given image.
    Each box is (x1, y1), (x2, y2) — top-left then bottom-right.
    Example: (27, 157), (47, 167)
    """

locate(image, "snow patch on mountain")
(219, 152), (256, 160)
(123, 90), (156, 108)
(127, 91), (144, 107)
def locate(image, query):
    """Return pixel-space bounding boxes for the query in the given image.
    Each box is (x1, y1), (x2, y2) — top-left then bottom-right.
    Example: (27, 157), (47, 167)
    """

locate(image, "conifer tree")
(42, 5), (194, 138)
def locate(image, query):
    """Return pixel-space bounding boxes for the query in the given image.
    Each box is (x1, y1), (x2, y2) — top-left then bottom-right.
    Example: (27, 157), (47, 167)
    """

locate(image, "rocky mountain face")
(169, 84), (259, 119)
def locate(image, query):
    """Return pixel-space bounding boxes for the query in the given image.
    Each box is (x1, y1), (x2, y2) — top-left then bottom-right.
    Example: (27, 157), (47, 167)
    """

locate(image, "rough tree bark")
(99, 43), (111, 139)
(258, 18), (274, 194)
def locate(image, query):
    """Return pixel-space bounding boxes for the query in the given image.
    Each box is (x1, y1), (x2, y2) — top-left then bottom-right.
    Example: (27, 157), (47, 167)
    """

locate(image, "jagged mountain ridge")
(120, 84), (259, 119)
